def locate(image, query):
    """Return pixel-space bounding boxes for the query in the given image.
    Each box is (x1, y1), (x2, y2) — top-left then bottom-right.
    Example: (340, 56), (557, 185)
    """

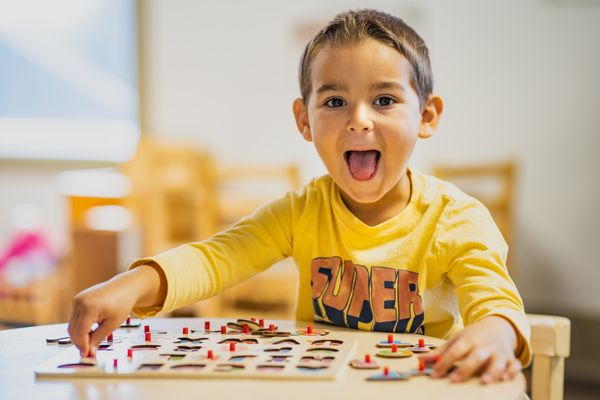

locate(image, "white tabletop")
(0, 318), (525, 400)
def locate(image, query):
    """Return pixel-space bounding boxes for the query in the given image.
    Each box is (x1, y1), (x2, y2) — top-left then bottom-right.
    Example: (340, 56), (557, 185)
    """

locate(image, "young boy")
(68, 9), (531, 384)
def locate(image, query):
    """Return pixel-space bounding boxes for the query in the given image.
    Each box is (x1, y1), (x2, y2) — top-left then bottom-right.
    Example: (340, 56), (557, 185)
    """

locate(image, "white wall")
(140, 0), (600, 316)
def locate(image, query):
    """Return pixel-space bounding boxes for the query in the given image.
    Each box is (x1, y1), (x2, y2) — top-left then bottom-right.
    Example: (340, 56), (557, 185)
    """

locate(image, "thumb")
(88, 317), (121, 357)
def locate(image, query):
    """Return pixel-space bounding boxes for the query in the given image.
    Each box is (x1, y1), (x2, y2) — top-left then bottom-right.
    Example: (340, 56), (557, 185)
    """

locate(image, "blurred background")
(0, 0), (598, 397)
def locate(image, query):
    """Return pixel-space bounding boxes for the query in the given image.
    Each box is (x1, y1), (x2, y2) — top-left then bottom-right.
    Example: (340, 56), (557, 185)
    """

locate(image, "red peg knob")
(259, 319), (264, 327)
(243, 324), (250, 334)
(306, 324), (313, 334)
(221, 325), (226, 334)
(419, 338), (425, 348)
(208, 350), (214, 360)
(391, 343), (398, 353)
(269, 324), (275, 332)
(127, 348), (133, 359)
(365, 354), (371, 363)
(383, 366), (390, 376)
(145, 332), (151, 342)
(183, 327), (189, 335)
(229, 342), (236, 352)
(387, 334), (393, 343)
(144, 325), (150, 333)
(204, 321), (211, 331)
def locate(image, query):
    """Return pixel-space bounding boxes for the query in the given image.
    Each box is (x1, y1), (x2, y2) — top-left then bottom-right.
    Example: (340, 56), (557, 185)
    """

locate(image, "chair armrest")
(527, 313), (571, 400)
(527, 314), (571, 358)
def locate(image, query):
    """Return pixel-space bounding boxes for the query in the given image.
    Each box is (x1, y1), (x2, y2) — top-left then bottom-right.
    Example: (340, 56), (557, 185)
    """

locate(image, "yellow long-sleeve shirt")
(129, 169), (531, 365)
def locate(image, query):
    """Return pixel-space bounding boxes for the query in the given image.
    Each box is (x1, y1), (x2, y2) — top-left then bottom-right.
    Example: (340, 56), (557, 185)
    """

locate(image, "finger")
(432, 340), (473, 378)
(66, 305), (80, 344)
(88, 316), (122, 355)
(68, 307), (97, 358)
(501, 358), (522, 381)
(480, 354), (507, 385)
(66, 308), (79, 352)
(449, 347), (491, 383)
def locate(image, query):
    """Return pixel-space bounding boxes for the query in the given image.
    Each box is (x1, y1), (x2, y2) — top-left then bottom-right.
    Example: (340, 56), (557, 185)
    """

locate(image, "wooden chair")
(0, 265), (68, 325)
(214, 164), (300, 229)
(528, 314), (571, 400)
(433, 161), (517, 275)
(190, 162), (301, 319)
(60, 138), (218, 320)
(121, 137), (219, 255)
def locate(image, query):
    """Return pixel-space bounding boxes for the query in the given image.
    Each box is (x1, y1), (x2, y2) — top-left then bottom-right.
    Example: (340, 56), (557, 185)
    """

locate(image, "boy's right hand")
(68, 277), (138, 358)
(67, 264), (167, 358)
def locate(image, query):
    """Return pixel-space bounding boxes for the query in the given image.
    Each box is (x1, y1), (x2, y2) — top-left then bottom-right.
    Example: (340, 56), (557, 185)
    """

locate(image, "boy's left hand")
(420, 315), (522, 384)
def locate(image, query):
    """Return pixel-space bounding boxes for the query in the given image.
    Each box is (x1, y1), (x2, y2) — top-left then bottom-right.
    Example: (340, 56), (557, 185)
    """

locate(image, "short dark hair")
(299, 9), (433, 109)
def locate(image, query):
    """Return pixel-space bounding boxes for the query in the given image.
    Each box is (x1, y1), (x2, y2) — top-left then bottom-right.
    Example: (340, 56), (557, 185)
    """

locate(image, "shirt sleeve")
(128, 192), (294, 318)
(438, 197), (532, 367)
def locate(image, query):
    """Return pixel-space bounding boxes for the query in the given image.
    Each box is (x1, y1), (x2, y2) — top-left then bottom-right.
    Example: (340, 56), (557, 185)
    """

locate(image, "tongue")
(347, 150), (379, 180)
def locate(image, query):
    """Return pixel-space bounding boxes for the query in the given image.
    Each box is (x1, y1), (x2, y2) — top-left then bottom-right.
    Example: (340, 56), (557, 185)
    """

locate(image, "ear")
(292, 98), (312, 142)
(418, 95), (444, 139)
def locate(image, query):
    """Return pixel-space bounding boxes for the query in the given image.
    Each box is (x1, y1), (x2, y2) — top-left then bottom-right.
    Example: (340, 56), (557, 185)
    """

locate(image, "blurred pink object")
(0, 231), (54, 272)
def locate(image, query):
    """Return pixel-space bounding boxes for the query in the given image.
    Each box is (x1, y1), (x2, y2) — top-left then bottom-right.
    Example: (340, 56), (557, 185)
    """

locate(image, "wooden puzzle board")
(35, 324), (356, 380)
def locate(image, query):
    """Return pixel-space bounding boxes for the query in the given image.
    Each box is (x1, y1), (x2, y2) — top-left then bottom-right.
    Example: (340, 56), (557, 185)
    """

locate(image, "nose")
(346, 103), (373, 133)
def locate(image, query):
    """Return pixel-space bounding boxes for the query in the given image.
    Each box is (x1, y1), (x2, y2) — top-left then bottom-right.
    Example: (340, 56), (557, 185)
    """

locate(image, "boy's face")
(293, 38), (442, 210)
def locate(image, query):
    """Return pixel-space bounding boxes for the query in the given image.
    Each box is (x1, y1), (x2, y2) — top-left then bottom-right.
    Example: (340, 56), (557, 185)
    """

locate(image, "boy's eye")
(374, 96), (396, 106)
(325, 97), (345, 108)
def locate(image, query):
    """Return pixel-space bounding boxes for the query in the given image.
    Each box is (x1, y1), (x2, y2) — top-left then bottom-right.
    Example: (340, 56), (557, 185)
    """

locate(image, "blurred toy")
(0, 204), (56, 286)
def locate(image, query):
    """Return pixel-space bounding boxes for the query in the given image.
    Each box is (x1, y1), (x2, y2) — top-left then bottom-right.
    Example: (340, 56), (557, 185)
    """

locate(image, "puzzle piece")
(101, 334), (125, 345)
(309, 339), (343, 346)
(254, 330), (291, 338)
(46, 336), (72, 346)
(295, 325), (329, 336)
(272, 338), (300, 345)
(407, 345), (431, 353)
(349, 354), (379, 369)
(174, 336), (209, 344)
(364, 355), (446, 382)
(406, 338), (437, 353)
(367, 367), (412, 381)
(376, 347), (413, 358)
(375, 340), (413, 348)
(120, 317), (141, 329)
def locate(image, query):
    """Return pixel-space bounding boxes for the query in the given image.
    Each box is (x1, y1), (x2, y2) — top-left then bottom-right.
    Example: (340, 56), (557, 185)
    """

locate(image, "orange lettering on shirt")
(347, 263), (370, 319)
(398, 270), (424, 319)
(322, 259), (354, 311)
(371, 266), (397, 323)
(310, 257), (341, 299)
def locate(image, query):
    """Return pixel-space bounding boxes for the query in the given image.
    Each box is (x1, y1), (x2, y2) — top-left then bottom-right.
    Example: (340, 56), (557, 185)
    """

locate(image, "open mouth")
(344, 150), (381, 181)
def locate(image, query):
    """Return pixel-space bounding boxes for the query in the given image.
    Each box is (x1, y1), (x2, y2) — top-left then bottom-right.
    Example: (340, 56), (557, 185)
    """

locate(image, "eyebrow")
(316, 83), (345, 95)
(371, 81), (406, 91)
(315, 81), (405, 95)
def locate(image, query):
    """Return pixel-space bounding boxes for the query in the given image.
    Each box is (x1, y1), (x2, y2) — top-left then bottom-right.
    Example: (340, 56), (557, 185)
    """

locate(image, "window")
(0, 0), (139, 162)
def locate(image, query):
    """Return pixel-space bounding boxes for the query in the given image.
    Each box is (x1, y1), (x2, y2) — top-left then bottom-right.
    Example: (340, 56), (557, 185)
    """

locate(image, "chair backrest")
(214, 163), (301, 229)
(433, 160), (517, 275)
(188, 162), (301, 319)
(121, 137), (218, 254)
(527, 314), (571, 400)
